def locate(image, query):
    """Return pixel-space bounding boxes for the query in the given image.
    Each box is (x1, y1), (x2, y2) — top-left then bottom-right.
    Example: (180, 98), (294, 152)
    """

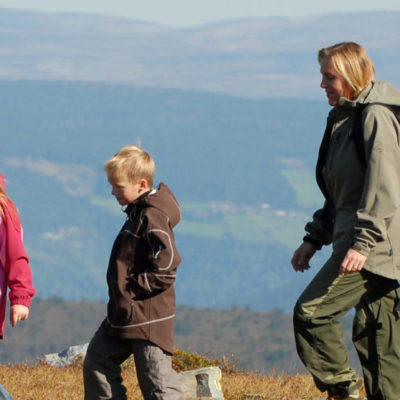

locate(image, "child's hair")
(104, 145), (155, 188)
(0, 185), (17, 220)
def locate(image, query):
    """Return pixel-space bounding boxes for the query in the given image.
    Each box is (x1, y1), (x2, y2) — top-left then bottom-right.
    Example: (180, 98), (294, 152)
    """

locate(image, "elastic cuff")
(303, 236), (322, 250)
(10, 296), (32, 308)
(351, 242), (371, 257)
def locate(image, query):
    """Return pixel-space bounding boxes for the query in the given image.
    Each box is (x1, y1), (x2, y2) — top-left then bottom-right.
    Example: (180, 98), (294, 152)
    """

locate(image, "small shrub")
(172, 349), (239, 373)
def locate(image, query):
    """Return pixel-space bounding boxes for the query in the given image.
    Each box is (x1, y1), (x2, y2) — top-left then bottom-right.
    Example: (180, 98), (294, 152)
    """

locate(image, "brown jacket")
(305, 80), (400, 280)
(105, 183), (181, 354)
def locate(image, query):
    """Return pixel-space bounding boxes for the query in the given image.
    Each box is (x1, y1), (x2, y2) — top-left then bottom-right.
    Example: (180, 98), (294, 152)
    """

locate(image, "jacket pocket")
(108, 299), (135, 326)
(387, 234), (398, 268)
(387, 212), (400, 268)
(368, 241), (393, 269)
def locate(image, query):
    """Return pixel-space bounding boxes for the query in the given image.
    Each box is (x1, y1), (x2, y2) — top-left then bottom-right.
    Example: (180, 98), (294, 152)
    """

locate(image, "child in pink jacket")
(0, 174), (35, 338)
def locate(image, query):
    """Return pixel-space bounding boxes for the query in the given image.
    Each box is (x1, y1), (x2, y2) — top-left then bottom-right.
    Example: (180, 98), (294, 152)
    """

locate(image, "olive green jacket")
(305, 80), (400, 280)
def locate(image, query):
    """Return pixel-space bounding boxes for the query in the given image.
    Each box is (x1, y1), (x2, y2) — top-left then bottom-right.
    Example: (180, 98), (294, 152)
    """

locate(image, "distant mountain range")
(0, 80), (328, 311)
(0, 8), (400, 98)
(1, 9), (400, 311)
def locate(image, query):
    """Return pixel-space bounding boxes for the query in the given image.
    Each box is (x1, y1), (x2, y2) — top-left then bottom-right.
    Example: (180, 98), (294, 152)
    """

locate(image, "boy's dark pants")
(293, 253), (400, 400)
(83, 321), (182, 400)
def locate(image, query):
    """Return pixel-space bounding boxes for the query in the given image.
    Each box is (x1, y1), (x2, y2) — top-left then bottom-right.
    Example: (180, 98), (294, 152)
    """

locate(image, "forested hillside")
(2, 9), (400, 311)
(0, 80), (330, 311)
(0, 299), (360, 374)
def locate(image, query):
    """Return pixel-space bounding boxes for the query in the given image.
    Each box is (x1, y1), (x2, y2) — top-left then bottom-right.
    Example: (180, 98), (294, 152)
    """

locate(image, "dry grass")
(0, 362), (144, 400)
(0, 363), (367, 400)
(223, 372), (320, 400)
(0, 351), (366, 400)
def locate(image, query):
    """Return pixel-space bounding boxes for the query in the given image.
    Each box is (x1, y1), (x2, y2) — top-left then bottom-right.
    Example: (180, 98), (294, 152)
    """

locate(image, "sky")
(0, 0), (400, 27)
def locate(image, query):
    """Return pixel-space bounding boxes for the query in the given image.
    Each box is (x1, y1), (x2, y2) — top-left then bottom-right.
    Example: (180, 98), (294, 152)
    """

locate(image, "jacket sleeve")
(131, 209), (181, 297)
(4, 206), (36, 307)
(303, 200), (334, 249)
(352, 105), (400, 256)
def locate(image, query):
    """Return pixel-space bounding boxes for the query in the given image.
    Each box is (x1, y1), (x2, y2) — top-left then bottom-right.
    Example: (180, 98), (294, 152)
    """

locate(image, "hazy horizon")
(1, 0), (400, 27)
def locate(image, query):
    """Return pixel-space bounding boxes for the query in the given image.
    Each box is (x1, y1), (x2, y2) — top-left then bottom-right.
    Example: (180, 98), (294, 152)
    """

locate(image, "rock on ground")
(0, 384), (14, 400)
(178, 366), (224, 400)
(44, 343), (89, 367)
(45, 345), (225, 399)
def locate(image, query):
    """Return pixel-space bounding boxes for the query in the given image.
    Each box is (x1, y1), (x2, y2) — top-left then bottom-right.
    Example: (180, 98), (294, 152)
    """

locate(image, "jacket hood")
(127, 183), (181, 228)
(339, 80), (400, 108)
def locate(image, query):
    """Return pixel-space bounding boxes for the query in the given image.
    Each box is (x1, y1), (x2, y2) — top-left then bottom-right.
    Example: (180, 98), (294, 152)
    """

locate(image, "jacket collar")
(337, 82), (373, 109)
(123, 190), (151, 219)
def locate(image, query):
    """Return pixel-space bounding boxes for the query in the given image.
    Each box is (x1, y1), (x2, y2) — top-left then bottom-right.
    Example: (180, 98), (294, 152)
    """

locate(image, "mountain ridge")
(1, 10), (400, 310)
(1, 9), (399, 97)
(0, 79), (327, 310)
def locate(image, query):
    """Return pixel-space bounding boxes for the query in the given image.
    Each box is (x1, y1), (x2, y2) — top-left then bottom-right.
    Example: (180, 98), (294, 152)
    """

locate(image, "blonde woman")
(292, 42), (400, 400)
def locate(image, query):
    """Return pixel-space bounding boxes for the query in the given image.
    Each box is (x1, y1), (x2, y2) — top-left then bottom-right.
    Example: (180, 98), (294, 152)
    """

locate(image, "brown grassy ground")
(0, 351), (366, 400)
(0, 362), (366, 400)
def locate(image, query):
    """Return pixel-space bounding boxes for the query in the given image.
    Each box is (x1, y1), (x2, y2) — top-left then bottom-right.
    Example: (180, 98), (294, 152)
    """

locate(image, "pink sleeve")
(3, 203), (36, 307)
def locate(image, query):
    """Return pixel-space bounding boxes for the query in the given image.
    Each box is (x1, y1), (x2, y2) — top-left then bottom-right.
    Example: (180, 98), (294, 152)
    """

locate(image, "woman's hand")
(291, 242), (317, 272)
(340, 248), (367, 274)
(10, 305), (30, 327)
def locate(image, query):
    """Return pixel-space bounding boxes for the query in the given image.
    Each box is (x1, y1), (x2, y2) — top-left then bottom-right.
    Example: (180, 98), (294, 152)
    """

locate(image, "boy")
(83, 145), (182, 400)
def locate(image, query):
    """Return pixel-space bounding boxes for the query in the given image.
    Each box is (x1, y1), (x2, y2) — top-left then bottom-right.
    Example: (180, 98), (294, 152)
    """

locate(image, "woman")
(291, 42), (400, 400)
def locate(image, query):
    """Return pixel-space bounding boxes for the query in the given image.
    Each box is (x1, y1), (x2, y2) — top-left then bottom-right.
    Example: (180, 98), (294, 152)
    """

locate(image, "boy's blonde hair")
(318, 42), (375, 99)
(104, 145), (155, 188)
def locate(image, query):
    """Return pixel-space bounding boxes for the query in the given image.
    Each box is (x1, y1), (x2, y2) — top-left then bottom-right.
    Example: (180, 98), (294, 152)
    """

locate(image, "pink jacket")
(0, 174), (35, 338)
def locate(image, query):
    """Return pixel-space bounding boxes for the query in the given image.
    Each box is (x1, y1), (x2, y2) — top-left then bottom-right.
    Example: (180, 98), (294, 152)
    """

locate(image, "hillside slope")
(0, 81), (329, 310)
(0, 9), (399, 97)
(0, 299), (360, 374)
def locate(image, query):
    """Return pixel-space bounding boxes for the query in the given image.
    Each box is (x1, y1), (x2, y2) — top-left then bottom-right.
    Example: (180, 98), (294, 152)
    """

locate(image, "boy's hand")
(10, 305), (30, 327)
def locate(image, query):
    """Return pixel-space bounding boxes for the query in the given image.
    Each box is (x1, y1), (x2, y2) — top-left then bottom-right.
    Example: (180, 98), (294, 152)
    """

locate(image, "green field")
(177, 202), (311, 250)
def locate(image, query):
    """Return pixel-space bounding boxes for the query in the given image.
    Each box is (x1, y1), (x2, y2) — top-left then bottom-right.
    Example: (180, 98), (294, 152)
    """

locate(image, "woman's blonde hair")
(318, 42), (375, 99)
(104, 145), (155, 188)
